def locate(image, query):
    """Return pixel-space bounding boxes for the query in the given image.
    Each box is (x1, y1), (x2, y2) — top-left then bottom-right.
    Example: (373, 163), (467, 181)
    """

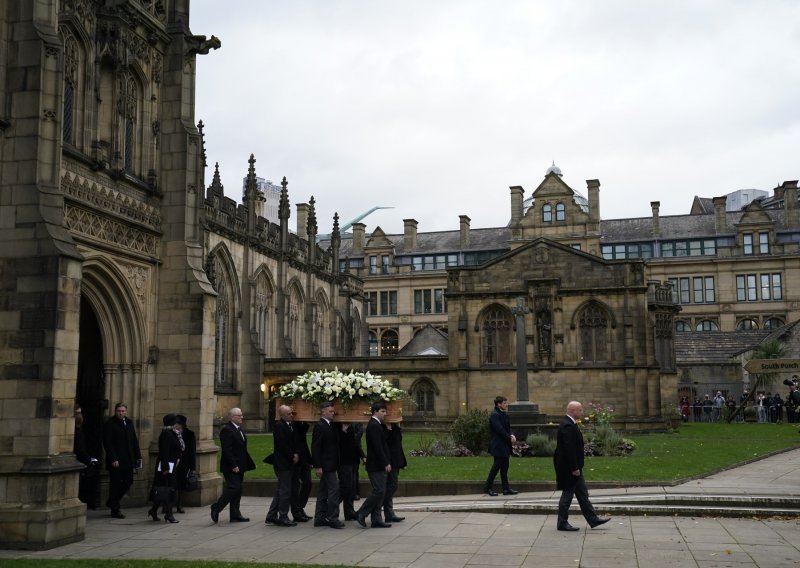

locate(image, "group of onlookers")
(678, 378), (800, 423)
(72, 402), (197, 521)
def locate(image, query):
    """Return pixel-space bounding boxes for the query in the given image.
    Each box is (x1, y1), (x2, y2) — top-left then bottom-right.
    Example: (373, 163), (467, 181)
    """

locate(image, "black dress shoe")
(502, 488), (518, 495)
(590, 517), (611, 528)
(265, 516), (278, 524)
(275, 518), (297, 527)
(485, 489), (498, 497)
(110, 511), (125, 519)
(293, 515), (311, 522)
(371, 521), (392, 528)
(386, 516), (405, 522)
(355, 513), (367, 528)
(230, 516), (250, 522)
(210, 505), (219, 523)
(313, 518), (330, 527)
(329, 520), (345, 529)
(557, 523), (580, 531)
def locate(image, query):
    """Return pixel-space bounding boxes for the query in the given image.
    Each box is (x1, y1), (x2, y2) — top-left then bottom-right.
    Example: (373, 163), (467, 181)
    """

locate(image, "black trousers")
(383, 467), (400, 517)
(314, 470), (340, 523)
(214, 470), (244, 518)
(484, 455), (510, 490)
(107, 468), (134, 512)
(291, 464), (311, 517)
(557, 473), (599, 526)
(338, 464), (357, 517)
(357, 470), (387, 524)
(267, 468), (293, 520)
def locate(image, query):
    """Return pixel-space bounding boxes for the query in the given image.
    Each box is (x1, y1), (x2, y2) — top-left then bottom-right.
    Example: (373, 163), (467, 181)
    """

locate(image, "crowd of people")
(678, 376), (800, 424)
(213, 400), (407, 529)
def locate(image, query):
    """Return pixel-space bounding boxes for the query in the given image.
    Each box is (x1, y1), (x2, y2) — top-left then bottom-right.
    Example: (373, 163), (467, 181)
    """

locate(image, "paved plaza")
(1, 448), (798, 567)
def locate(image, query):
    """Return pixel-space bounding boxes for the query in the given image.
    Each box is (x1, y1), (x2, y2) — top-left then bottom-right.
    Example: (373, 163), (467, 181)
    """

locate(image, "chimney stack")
(296, 203), (308, 236)
(459, 215), (471, 247)
(784, 180), (799, 228)
(352, 222), (366, 256)
(651, 201), (661, 237)
(510, 186), (524, 225)
(403, 218), (418, 250)
(587, 179), (600, 226)
(713, 196), (727, 233)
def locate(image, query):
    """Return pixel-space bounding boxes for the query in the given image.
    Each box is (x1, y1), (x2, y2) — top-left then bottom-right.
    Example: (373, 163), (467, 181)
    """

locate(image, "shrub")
(512, 441), (534, 457)
(449, 408), (490, 455)
(526, 433), (556, 457)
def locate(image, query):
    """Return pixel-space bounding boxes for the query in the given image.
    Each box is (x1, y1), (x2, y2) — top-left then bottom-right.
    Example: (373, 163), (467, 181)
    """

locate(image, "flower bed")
(275, 369), (406, 423)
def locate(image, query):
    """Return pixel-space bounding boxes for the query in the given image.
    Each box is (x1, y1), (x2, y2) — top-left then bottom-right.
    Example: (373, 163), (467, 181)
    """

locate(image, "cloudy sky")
(190, 1), (799, 235)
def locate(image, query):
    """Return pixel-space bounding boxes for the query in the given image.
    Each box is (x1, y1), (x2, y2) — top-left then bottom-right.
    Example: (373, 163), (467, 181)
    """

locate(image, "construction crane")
(317, 206), (394, 241)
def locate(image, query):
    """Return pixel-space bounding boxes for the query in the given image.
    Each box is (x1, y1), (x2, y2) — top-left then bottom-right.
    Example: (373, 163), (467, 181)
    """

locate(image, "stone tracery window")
(288, 285), (304, 357)
(411, 378), (437, 413)
(253, 271), (274, 356)
(481, 306), (512, 364)
(62, 30), (79, 145)
(579, 302), (609, 363)
(209, 254), (235, 389)
(313, 291), (330, 357)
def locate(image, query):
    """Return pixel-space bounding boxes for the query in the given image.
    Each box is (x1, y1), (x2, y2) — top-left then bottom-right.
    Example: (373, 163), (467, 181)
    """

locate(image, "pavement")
(2, 448), (799, 568)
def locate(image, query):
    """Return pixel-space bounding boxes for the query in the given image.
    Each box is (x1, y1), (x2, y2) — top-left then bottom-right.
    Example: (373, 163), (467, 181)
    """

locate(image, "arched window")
(736, 319), (759, 331)
(696, 320), (719, 331)
(411, 378), (438, 413)
(122, 73), (138, 173)
(380, 329), (398, 356)
(542, 204), (552, 223)
(481, 306), (512, 364)
(288, 285), (304, 356)
(62, 31), (79, 145)
(368, 331), (378, 357)
(207, 253), (237, 390)
(675, 320), (690, 332)
(555, 202), (566, 221)
(313, 291), (330, 357)
(764, 318), (784, 330)
(253, 271), (274, 356)
(579, 302), (609, 362)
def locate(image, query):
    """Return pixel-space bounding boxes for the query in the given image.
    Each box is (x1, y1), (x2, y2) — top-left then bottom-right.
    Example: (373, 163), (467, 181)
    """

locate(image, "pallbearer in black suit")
(290, 419), (313, 522)
(382, 422), (407, 522)
(311, 401), (344, 528)
(355, 401), (392, 528)
(266, 405), (298, 527)
(337, 422), (364, 521)
(211, 407), (256, 523)
(102, 402), (142, 519)
(553, 401), (610, 531)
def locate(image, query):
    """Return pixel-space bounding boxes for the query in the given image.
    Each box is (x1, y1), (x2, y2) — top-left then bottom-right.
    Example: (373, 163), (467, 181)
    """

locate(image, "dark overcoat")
(364, 417), (390, 473)
(272, 420), (297, 472)
(219, 422), (256, 474)
(488, 407), (513, 457)
(553, 415), (584, 490)
(311, 418), (340, 472)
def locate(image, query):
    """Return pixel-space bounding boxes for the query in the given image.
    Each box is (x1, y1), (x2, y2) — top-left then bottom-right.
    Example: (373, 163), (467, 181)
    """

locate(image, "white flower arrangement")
(277, 368), (406, 405)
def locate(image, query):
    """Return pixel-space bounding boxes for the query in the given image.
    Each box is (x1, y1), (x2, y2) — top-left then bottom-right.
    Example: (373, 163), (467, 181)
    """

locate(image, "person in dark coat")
(148, 414), (184, 523)
(311, 401), (344, 528)
(102, 402), (142, 519)
(553, 401), (610, 532)
(382, 422), (407, 523)
(74, 406), (99, 507)
(337, 422), (365, 520)
(483, 396), (517, 496)
(290, 419), (313, 522)
(174, 414), (197, 513)
(210, 407), (256, 523)
(266, 405), (298, 526)
(355, 401), (393, 528)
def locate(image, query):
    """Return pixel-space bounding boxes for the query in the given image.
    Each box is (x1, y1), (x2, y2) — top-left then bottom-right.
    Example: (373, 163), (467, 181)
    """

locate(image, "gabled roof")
(396, 325), (448, 357)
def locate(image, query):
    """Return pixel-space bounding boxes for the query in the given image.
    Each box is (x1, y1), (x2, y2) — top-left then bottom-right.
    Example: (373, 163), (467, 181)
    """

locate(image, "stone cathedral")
(0, 0), (688, 550)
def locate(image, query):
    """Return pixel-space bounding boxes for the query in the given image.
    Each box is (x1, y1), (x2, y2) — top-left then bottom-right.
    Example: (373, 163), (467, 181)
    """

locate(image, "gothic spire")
(331, 212), (341, 250)
(243, 153), (257, 202)
(197, 120), (208, 168)
(307, 196), (318, 238)
(279, 176), (290, 220)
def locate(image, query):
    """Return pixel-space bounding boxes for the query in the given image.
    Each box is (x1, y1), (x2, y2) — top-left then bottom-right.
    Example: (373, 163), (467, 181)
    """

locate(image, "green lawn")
(238, 423), (800, 483)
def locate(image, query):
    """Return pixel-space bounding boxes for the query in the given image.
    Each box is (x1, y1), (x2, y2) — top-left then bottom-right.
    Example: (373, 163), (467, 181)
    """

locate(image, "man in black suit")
(265, 405), (298, 527)
(553, 401), (610, 531)
(290, 418), (312, 522)
(382, 422), (407, 523)
(355, 401), (392, 528)
(483, 395), (517, 496)
(102, 402), (142, 519)
(211, 407), (256, 523)
(311, 401), (344, 528)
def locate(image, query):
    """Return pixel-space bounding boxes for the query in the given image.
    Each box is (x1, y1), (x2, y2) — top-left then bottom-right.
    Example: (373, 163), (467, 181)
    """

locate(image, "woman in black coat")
(148, 414), (184, 523)
(174, 414), (197, 513)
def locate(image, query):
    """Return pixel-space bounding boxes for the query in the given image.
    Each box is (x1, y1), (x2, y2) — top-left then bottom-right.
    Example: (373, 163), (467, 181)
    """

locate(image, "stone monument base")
(507, 401), (548, 441)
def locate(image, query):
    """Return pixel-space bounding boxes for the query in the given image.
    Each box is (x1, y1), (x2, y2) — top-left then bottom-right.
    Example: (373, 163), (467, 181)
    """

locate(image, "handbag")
(184, 469), (199, 492)
(150, 485), (175, 503)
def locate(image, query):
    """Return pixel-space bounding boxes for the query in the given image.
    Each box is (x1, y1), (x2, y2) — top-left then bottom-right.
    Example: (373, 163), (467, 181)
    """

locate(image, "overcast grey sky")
(190, 1), (799, 235)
